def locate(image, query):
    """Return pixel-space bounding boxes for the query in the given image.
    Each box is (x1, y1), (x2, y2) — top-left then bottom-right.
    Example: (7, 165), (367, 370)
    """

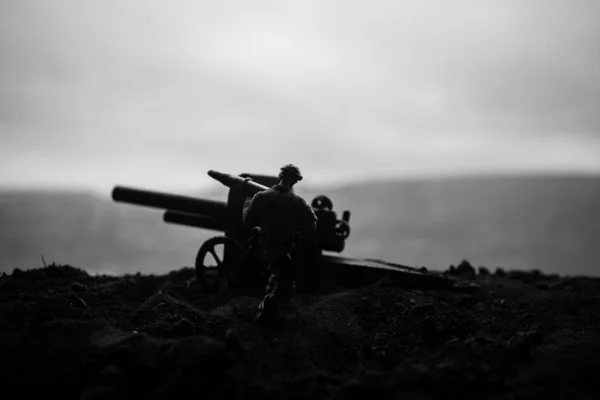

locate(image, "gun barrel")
(207, 170), (268, 197)
(112, 186), (227, 218)
(163, 210), (225, 232)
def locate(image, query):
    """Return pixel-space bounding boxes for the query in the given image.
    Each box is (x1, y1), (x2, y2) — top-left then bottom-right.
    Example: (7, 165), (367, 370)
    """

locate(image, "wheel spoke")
(209, 247), (222, 266)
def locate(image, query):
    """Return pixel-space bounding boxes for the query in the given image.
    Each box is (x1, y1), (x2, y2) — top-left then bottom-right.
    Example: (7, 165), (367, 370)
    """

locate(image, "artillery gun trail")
(112, 170), (477, 293)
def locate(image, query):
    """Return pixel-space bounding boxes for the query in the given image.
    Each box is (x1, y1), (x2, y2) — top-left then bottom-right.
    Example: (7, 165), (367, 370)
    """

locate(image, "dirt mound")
(1, 264), (600, 399)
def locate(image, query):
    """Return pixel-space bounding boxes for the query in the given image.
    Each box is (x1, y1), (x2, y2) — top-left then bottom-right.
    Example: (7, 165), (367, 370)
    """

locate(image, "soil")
(1, 263), (600, 399)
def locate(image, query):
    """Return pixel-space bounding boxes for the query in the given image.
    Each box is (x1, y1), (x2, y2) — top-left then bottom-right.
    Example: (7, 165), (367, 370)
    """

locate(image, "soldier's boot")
(253, 292), (278, 324)
(254, 279), (297, 325)
(253, 271), (280, 324)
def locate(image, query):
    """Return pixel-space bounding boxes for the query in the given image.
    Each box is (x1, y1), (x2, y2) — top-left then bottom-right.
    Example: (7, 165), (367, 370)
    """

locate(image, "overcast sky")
(2, 0), (600, 193)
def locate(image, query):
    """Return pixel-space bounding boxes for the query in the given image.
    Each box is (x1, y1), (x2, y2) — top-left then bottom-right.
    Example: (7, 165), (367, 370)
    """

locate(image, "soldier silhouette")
(242, 164), (317, 324)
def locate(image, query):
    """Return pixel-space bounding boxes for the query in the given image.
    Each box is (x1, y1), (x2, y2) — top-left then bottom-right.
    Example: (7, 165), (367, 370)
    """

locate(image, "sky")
(1, 0), (600, 193)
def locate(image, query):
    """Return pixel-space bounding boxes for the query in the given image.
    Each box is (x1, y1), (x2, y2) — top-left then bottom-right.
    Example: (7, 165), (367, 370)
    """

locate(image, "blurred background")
(1, 0), (599, 276)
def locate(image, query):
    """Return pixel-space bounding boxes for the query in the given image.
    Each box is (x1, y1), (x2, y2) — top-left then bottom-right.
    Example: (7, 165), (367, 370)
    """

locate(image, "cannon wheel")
(195, 236), (245, 293)
(335, 220), (351, 239)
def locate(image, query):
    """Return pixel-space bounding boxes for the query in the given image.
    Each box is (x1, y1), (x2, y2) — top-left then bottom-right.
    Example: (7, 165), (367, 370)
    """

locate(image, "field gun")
(112, 171), (352, 290)
(112, 170), (477, 293)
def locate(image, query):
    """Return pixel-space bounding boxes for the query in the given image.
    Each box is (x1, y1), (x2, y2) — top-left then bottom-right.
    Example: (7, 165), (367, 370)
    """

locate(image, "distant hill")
(298, 175), (600, 276)
(1, 175), (599, 276)
(0, 189), (215, 274)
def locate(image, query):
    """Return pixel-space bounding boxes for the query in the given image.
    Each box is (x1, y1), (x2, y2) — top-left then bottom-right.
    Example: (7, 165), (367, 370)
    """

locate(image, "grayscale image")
(1, 1), (599, 398)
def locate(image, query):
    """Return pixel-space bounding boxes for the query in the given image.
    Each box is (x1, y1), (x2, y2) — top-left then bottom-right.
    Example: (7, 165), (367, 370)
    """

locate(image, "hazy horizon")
(2, 175), (599, 276)
(1, 170), (600, 198)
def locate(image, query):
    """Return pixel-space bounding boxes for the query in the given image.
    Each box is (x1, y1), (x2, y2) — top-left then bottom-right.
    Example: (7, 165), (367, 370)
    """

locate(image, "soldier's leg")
(273, 253), (296, 308)
(255, 240), (295, 322)
(257, 269), (279, 315)
(255, 241), (285, 320)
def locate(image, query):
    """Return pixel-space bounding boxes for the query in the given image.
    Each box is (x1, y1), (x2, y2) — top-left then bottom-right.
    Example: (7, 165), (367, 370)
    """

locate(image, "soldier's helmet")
(280, 164), (303, 182)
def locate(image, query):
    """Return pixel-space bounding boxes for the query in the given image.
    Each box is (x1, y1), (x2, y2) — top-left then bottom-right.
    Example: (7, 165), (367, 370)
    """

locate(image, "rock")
(393, 362), (430, 388)
(411, 303), (436, 315)
(169, 317), (196, 336)
(506, 332), (529, 358)
(333, 378), (391, 399)
(458, 295), (473, 307)
(96, 332), (163, 370)
(185, 277), (203, 292)
(18, 292), (34, 301)
(357, 343), (372, 360)
(100, 364), (124, 381)
(224, 329), (245, 357)
(79, 386), (116, 400)
(162, 335), (233, 370)
(465, 335), (497, 347)
(492, 298), (507, 308)
(519, 312), (537, 321)
(506, 330), (543, 359)
(456, 260), (476, 280)
(375, 276), (392, 287)
(422, 317), (438, 335)
(69, 282), (87, 293)
(508, 270), (523, 280)
(536, 283), (549, 290)
(281, 375), (323, 399)
(69, 293), (88, 308)
(531, 270), (543, 279)
(527, 330), (543, 344)
(452, 281), (481, 293)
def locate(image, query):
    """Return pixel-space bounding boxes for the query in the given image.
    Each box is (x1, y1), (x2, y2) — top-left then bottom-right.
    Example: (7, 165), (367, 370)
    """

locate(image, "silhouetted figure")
(242, 164), (317, 324)
(311, 195), (338, 250)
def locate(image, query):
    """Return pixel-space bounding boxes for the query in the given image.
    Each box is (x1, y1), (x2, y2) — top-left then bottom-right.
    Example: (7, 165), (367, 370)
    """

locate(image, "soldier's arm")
(242, 192), (263, 228)
(297, 197), (318, 234)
